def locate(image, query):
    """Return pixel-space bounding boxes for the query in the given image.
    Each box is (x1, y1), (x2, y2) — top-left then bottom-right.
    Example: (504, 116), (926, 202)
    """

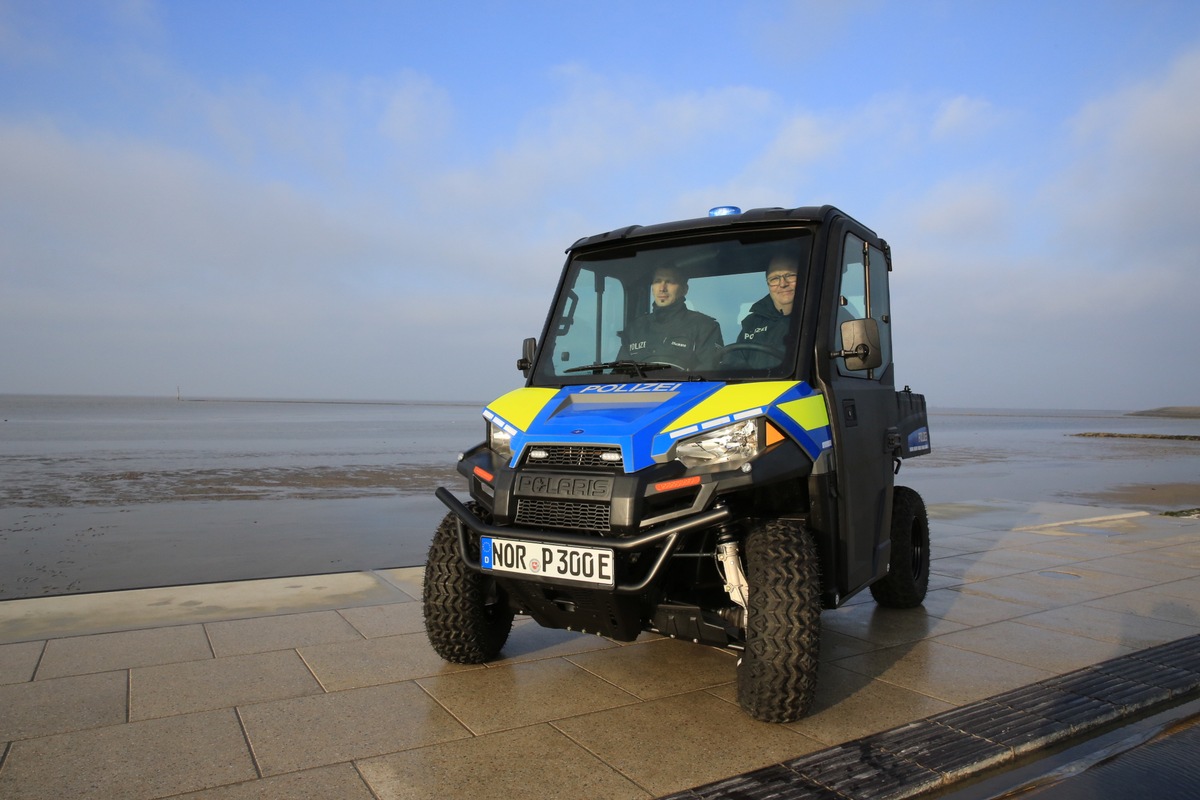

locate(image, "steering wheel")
(720, 342), (785, 362)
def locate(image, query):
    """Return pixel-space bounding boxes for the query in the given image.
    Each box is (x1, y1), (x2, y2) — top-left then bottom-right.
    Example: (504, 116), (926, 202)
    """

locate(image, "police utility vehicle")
(425, 205), (931, 722)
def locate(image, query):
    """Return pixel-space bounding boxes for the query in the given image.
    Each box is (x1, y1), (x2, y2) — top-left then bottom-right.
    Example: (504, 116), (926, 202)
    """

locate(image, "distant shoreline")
(1128, 406), (1200, 419)
(1073, 432), (1200, 441)
(3, 395), (1197, 419)
(179, 397), (486, 408)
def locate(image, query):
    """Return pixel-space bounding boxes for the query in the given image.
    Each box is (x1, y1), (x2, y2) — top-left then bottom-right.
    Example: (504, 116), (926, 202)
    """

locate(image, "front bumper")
(435, 486), (731, 594)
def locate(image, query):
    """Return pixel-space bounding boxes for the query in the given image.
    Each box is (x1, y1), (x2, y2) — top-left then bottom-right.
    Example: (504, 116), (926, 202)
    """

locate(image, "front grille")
(516, 498), (611, 533)
(522, 445), (624, 470)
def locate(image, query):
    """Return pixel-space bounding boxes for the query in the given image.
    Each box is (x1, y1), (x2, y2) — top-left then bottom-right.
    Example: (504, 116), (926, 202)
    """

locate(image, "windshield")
(531, 229), (812, 385)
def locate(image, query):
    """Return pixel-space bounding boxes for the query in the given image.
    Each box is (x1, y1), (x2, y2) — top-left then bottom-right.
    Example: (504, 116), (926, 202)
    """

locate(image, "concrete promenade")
(1, 500), (1198, 799)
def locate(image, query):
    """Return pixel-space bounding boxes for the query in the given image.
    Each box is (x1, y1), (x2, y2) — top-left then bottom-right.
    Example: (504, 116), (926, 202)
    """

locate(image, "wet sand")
(0, 464), (466, 598)
(4, 467), (1197, 600)
(1058, 410), (1199, 513)
(0, 495), (448, 599)
(1128, 406), (1200, 418)
(4, 402), (1198, 600)
(1065, 481), (1200, 514)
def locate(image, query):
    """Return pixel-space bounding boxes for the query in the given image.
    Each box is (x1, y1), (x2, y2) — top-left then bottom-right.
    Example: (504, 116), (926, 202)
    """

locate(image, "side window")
(867, 243), (892, 373)
(550, 267), (625, 373)
(835, 234), (867, 378)
(835, 234), (892, 379)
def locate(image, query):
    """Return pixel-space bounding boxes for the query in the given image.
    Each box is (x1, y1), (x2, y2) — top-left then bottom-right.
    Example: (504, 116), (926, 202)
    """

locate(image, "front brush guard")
(434, 486), (731, 594)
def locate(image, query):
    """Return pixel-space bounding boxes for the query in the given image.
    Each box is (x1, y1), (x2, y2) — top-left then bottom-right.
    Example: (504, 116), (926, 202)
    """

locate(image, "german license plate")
(481, 536), (615, 587)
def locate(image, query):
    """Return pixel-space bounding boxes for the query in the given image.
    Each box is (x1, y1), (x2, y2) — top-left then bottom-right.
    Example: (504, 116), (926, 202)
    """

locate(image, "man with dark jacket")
(725, 255), (798, 369)
(619, 265), (723, 370)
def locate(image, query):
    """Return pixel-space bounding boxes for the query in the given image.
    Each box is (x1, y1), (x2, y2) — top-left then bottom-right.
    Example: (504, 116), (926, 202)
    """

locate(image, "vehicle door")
(825, 226), (895, 594)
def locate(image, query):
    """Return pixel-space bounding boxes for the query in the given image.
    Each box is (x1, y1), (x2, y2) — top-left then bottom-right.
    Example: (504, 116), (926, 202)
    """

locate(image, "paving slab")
(416, 658), (640, 735)
(130, 649), (324, 720)
(1087, 587), (1200, 627)
(780, 662), (956, 746)
(238, 681), (472, 777)
(36, 623), (212, 679)
(552, 690), (824, 797)
(170, 763), (378, 799)
(298, 630), (479, 691)
(357, 724), (650, 800)
(822, 602), (969, 647)
(1073, 550), (1200, 582)
(0, 670), (127, 741)
(0, 709), (256, 800)
(566, 636), (737, 700)
(488, 617), (623, 664)
(1016, 603), (1200, 649)
(916, 587), (1039, 627)
(935, 619), (1138, 673)
(0, 640), (43, 685)
(205, 609), (364, 657)
(336, 599), (425, 638)
(835, 639), (1056, 705)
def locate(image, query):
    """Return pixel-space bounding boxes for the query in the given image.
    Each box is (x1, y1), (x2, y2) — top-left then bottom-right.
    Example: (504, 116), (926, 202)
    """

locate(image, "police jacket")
(726, 294), (792, 368)
(619, 301), (723, 370)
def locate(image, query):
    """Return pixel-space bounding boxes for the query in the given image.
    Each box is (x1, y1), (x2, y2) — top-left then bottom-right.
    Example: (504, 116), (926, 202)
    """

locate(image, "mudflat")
(1129, 406), (1200, 418)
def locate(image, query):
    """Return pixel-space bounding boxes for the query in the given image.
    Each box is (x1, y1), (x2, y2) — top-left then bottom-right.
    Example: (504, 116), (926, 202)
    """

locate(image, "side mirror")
(517, 337), (537, 376)
(833, 318), (882, 371)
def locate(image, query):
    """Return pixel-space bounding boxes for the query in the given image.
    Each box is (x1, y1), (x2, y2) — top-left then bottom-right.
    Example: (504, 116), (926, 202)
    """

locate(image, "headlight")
(675, 419), (761, 469)
(488, 422), (514, 461)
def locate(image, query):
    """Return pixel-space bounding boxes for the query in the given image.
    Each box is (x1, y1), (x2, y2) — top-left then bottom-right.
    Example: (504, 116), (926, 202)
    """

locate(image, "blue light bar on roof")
(708, 206), (742, 217)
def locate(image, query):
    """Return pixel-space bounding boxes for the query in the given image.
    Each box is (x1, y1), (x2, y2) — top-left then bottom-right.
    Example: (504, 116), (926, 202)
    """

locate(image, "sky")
(2, 1), (1199, 410)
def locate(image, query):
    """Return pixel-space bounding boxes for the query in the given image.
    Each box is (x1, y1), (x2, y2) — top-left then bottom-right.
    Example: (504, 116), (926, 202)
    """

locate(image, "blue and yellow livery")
(482, 381), (832, 473)
(425, 204), (932, 725)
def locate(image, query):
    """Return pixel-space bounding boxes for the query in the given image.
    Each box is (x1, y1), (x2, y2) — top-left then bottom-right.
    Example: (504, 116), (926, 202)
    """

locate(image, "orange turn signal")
(473, 466), (494, 483)
(654, 475), (702, 493)
(765, 421), (785, 446)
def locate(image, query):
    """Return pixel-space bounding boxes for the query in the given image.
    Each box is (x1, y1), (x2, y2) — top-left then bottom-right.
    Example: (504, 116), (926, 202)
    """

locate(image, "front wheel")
(737, 519), (822, 723)
(423, 506), (515, 663)
(869, 485), (930, 608)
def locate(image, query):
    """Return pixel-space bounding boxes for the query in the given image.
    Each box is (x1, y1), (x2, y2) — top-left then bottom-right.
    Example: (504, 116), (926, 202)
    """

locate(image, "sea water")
(907, 407), (1200, 505)
(1, 396), (1196, 598)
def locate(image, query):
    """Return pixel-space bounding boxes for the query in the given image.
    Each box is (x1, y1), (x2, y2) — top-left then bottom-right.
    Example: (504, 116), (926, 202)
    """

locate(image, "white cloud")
(1049, 47), (1200, 260)
(903, 175), (1013, 247)
(4, 14), (1200, 410)
(376, 70), (454, 151)
(0, 121), (386, 288)
(931, 95), (1002, 141)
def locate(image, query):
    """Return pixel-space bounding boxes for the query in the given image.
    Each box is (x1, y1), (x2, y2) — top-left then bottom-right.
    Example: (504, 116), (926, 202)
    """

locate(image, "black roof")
(566, 204), (852, 253)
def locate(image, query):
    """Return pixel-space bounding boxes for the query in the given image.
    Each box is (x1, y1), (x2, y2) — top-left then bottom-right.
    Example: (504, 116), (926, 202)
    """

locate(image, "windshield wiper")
(564, 361), (675, 378)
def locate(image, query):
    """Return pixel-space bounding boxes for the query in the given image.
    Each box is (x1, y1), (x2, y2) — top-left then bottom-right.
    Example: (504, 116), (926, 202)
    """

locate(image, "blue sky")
(2, 1), (1199, 409)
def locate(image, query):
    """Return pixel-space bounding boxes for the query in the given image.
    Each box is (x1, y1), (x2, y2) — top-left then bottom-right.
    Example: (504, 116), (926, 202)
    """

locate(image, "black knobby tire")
(423, 505), (515, 663)
(869, 485), (930, 608)
(737, 519), (822, 723)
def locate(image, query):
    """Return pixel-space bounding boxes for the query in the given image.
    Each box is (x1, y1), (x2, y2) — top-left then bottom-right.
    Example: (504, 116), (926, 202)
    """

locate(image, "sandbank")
(1128, 406), (1200, 418)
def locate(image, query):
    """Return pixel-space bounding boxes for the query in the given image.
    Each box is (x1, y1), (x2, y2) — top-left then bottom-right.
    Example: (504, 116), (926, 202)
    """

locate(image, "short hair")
(653, 265), (687, 285)
(766, 255), (797, 276)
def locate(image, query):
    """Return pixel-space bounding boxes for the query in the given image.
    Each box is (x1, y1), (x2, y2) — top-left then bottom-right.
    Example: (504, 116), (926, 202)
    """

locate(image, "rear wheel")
(423, 505), (515, 663)
(870, 485), (930, 608)
(737, 519), (822, 723)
